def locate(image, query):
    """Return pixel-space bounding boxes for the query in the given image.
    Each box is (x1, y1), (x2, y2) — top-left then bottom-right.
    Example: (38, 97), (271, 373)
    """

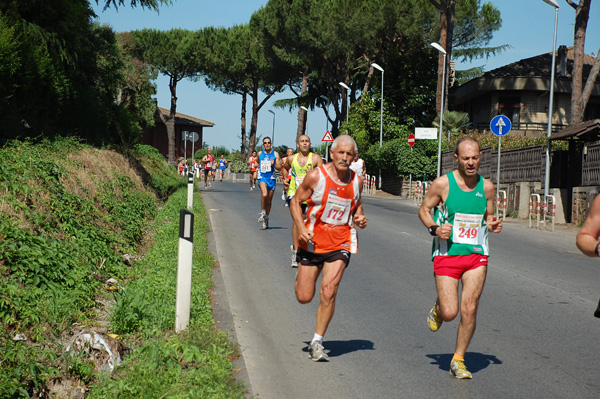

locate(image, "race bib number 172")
(321, 193), (352, 225)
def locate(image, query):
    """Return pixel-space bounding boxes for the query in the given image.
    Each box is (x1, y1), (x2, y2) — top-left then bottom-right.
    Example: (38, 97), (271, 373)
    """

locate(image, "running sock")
(311, 333), (324, 345)
(452, 353), (464, 361)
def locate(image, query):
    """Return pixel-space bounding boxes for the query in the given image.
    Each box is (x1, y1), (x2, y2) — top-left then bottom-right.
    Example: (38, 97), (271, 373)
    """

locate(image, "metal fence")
(441, 146), (544, 184)
(582, 143), (600, 186)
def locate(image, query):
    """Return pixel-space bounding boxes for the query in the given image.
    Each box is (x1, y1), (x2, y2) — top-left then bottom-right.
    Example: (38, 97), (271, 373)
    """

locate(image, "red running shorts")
(433, 254), (488, 279)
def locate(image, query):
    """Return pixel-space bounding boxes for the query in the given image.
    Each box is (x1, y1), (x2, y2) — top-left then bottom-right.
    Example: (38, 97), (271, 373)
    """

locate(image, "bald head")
(454, 137), (480, 157)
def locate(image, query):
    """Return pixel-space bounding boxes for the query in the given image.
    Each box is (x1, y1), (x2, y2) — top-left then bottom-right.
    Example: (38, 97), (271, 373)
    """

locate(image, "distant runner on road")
(257, 137), (282, 230)
(290, 134), (367, 362)
(202, 148), (215, 189)
(281, 148), (295, 205)
(418, 136), (501, 379)
(349, 149), (366, 177)
(218, 154), (228, 182)
(248, 151), (258, 190)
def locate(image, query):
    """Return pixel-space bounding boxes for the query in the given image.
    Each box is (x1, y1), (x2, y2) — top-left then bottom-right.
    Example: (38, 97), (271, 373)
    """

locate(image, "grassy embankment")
(0, 138), (245, 398)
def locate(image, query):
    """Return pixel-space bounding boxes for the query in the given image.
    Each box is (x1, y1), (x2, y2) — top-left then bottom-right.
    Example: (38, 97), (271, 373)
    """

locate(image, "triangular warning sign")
(322, 130), (334, 142)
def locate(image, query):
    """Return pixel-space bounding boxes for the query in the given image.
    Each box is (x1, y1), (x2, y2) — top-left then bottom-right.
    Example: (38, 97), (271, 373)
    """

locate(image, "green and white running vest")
(431, 172), (489, 259)
(287, 152), (314, 198)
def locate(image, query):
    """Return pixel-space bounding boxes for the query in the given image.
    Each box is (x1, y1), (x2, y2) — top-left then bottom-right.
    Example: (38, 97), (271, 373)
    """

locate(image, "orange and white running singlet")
(300, 165), (360, 254)
(249, 156), (258, 172)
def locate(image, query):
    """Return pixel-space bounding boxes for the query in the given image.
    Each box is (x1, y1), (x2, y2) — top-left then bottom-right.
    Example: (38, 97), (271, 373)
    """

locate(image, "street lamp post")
(183, 130), (189, 161)
(301, 106), (309, 134)
(372, 62), (384, 189)
(431, 42), (447, 178)
(268, 110), (276, 146)
(339, 82), (350, 133)
(542, 0), (559, 199)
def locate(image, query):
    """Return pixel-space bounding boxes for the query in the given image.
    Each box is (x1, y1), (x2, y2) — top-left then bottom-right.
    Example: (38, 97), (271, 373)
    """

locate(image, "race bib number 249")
(452, 212), (483, 245)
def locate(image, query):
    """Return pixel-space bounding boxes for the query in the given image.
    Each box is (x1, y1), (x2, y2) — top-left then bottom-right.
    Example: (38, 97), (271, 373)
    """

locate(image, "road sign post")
(490, 115), (512, 217)
(322, 130), (334, 163)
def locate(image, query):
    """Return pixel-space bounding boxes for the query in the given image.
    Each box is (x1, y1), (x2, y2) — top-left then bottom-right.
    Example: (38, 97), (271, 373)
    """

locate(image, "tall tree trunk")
(240, 92), (247, 155)
(567, 0), (592, 124)
(296, 70), (308, 139)
(247, 82), (281, 154)
(248, 85), (259, 155)
(431, 0), (455, 114)
(581, 51), (600, 112)
(160, 76), (178, 165)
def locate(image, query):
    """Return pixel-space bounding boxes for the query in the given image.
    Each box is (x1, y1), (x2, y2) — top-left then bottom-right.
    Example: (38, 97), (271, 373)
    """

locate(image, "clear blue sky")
(92, 0), (599, 152)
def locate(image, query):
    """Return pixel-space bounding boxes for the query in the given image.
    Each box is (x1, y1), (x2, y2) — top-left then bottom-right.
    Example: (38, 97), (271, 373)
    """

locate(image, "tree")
(348, 95), (439, 180)
(262, 0), (435, 138)
(95, 0), (170, 11)
(131, 28), (204, 164)
(429, 0), (505, 112)
(566, 0), (600, 124)
(203, 17), (286, 155)
(0, 0), (162, 144)
(260, 0), (315, 139)
(113, 32), (158, 147)
(433, 110), (471, 141)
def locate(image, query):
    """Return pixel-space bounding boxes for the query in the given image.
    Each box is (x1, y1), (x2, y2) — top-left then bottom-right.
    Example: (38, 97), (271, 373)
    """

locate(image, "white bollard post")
(187, 173), (194, 211)
(175, 209), (194, 333)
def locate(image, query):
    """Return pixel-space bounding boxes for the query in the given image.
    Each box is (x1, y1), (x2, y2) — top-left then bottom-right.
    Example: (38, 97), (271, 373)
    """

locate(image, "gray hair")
(331, 134), (358, 153)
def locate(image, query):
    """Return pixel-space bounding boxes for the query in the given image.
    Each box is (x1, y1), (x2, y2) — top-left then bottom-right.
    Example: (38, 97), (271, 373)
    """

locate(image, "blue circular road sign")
(490, 115), (512, 137)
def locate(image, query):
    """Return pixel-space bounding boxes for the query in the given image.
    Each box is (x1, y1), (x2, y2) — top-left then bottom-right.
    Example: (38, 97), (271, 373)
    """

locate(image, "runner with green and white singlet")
(418, 136), (502, 380)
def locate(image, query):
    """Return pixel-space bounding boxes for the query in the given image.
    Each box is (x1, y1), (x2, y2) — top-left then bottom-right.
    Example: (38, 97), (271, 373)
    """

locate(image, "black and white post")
(187, 172), (194, 210)
(175, 209), (194, 333)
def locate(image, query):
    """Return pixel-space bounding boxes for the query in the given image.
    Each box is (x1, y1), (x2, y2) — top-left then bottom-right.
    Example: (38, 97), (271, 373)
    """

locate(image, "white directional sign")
(490, 115), (511, 137)
(415, 127), (438, 140)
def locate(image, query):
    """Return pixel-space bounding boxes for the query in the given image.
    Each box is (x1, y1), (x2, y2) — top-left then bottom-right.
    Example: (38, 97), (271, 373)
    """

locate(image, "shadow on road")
(426, 352), (502, 374)
(303, 340), (375, 358)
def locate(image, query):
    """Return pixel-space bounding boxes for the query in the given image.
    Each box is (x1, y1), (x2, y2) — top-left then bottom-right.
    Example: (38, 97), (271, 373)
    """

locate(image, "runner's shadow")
(426, 352), (502, 374)
(303, 340), (374, 358)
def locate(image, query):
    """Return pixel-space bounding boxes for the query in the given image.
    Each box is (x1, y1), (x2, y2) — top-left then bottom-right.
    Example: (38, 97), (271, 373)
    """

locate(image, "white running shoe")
(261, 215), (268, 230)
(308, 340), (329, 362)
(291, 245), (298, 268)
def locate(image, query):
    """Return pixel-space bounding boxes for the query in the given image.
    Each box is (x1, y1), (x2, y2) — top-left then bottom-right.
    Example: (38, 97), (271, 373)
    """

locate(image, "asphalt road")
(203, 180), (600, 399)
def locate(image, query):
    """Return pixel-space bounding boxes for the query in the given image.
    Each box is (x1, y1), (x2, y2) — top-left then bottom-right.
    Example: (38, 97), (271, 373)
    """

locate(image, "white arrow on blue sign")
(490, 115), (511, 137)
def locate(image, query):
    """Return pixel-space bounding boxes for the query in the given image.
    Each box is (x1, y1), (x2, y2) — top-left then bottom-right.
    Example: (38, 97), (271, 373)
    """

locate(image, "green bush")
(0, 137), (181, 396)
(228, 152), (250, 173)
(89, 188), (244, 398)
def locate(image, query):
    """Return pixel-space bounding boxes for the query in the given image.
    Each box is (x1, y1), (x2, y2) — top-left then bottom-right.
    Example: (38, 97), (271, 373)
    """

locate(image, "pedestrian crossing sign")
(322, 130), (334, 142)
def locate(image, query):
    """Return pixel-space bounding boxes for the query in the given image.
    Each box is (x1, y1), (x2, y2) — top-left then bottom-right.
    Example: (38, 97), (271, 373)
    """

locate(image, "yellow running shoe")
(427, 301), (443, 332)
(450, 359), (472, 379)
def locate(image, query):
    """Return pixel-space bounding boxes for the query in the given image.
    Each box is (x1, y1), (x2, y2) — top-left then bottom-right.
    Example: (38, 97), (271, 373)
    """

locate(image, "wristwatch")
(428, 225), (439, 236)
